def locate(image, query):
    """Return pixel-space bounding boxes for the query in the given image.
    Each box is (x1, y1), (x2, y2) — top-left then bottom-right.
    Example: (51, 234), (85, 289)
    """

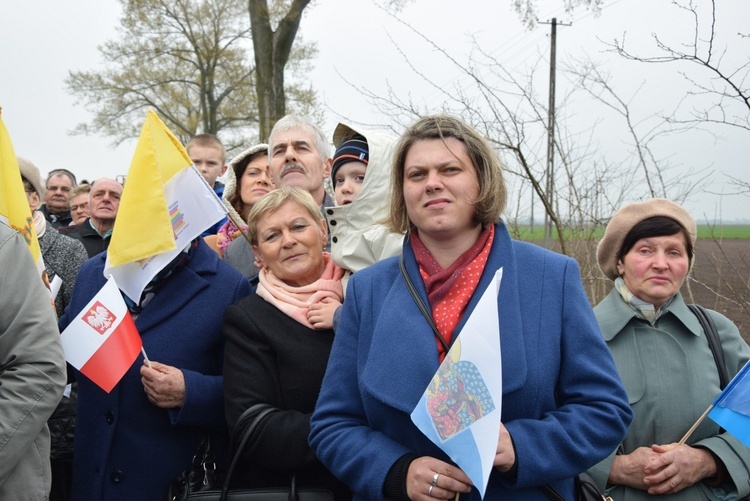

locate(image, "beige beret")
(597, 198), (697, 281)
(17, 157), (45, 198)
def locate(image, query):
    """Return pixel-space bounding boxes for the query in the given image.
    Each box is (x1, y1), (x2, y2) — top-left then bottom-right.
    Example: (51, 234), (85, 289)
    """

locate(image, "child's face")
(189, 144), (227, 187)
(333, 161), (367, 205)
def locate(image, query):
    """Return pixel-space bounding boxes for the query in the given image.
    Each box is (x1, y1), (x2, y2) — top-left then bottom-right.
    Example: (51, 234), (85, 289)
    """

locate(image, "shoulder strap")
(399, 253), (449, 354)
(220, 403), (277, 501)
(687, 304), (729, 389)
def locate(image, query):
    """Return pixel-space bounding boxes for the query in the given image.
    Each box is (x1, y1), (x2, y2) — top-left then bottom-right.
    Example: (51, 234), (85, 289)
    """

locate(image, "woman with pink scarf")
(222, 187), (351, 499)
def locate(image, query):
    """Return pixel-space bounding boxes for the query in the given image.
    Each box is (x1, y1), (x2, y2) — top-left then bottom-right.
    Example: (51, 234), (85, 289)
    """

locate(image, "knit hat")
(17, 157), (45, 198)
(331, 135), (368, 181)
(223, 143), (269, 223)
(597, 198), (697, 281)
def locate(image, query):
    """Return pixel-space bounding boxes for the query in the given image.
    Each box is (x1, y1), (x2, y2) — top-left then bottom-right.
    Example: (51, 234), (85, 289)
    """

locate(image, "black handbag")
(540, 472), (612, 501)
(168, 404), (335, 501)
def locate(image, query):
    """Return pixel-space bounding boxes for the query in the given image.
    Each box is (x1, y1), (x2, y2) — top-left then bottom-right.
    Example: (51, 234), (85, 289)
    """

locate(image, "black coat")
(58, 218), (109, 258)
(222, 294), (351, 500)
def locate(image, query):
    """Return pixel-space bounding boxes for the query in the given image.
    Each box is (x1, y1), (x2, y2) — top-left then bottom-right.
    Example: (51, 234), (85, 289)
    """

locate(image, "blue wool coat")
(58, 239), (251, 500)
(309, 223), (633, 500)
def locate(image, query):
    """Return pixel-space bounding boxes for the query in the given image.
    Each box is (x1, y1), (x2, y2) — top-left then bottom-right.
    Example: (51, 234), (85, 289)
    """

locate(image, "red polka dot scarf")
(410, 225), (495, 362)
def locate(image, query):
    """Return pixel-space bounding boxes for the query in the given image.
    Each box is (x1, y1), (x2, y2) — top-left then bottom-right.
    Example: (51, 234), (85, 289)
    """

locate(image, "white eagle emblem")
(83, 302), (117, 335)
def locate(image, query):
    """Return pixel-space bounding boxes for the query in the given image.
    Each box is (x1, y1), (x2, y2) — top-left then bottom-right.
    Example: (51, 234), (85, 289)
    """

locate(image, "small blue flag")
(708, 360), (750, 448)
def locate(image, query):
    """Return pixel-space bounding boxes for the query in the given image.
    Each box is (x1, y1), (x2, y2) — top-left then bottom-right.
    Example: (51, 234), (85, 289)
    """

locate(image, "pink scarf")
(216, 220), (246, 253)
(256, 252), (345, 329)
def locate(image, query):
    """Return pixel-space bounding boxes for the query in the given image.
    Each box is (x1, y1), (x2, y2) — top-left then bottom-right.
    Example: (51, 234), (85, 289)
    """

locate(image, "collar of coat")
(596, 289), (705, 341)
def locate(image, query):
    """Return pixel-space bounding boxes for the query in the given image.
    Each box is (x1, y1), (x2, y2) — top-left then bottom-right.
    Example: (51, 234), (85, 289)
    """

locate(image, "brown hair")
(387, 115), (507, 234)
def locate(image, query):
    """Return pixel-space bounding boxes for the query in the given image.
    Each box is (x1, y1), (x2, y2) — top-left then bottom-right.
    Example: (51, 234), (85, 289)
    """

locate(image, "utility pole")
(538, 17), (570, 240)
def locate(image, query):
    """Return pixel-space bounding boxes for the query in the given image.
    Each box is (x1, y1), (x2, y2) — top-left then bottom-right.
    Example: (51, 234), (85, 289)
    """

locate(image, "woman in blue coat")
(58, 238), (251, 500)
(309, 115), (632, 500)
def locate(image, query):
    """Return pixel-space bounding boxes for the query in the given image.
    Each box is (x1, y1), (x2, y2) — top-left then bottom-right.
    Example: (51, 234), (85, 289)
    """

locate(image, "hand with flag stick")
(55, 110), (253, 499)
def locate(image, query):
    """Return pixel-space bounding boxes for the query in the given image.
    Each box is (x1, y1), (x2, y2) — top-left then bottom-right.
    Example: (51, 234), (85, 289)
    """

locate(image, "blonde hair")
(387, 115), (507, 234)
(246, 187), (325, 246)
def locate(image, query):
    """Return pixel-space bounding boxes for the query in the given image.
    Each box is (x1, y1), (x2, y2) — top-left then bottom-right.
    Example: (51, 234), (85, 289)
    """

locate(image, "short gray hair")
(268, 115), (331, 160)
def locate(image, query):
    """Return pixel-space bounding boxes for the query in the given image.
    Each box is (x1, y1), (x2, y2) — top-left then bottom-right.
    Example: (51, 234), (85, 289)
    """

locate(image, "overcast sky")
(1, 0), (748, 222)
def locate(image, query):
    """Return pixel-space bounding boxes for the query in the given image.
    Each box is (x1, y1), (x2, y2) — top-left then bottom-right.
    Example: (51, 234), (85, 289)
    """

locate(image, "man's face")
(189, 144), (227, 188)
(89, 180), (123, 224)
(44, 173), (74, 214)
(269, 127), (331, 202)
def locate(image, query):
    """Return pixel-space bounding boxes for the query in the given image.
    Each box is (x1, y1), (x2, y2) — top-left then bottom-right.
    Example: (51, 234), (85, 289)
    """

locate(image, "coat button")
(332, 236), (338, 243)
(326, 209), (334, 215)
(111, 470), (123, 483)
(106, 411), (114, 424)
(329, 220), (337, 226)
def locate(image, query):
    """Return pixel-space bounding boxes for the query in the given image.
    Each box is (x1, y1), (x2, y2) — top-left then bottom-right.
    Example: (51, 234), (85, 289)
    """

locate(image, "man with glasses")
(41, 169), (77, 228)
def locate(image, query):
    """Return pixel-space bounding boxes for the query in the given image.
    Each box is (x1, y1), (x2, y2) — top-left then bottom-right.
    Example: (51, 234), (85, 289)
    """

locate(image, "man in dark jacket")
(41, 169), (77, 228)
(62, 178), (122, 258)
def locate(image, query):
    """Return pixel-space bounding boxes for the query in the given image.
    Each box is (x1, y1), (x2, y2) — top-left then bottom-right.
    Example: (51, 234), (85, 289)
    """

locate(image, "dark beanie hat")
(331, 135), (368, 180)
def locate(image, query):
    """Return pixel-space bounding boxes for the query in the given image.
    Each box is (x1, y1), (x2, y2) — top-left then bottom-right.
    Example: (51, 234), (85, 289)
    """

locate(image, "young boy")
(330, 135), (368, 206)
(186, 133), (228, 235)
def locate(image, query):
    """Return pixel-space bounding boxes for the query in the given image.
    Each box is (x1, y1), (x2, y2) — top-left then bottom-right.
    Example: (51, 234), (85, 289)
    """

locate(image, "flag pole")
(141, 347), (152, 368)
(678, 404), (713, 445)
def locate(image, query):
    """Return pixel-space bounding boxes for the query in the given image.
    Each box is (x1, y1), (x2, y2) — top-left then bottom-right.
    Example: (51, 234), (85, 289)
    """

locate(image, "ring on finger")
(432, 473), (440, 486)
(428, 484), (435, 497)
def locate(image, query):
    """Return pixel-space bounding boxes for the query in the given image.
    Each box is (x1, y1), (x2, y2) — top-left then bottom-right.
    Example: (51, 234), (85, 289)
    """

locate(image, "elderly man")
(41, 169), (78, 228)
(222, 115), (333, 278)
(61, 178), (122, 258)
(266, 115), (333, 207)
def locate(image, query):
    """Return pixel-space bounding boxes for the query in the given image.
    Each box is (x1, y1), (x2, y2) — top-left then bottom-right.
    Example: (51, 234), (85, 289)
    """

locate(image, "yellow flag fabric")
(0, 107), (42, 267)
(108, 110), (193, 266)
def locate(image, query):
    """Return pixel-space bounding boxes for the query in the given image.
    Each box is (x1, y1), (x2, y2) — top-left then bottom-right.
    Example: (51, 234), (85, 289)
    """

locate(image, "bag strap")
(220, 403), (277, 501)
(688, 304), (729, 389)
(399, 253), (450, 354)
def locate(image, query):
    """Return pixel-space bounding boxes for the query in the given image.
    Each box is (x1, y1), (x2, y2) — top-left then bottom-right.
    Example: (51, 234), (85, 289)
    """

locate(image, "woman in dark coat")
(222, 187), (351, 499)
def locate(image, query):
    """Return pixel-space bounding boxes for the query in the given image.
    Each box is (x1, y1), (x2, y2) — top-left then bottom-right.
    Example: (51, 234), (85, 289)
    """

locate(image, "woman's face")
(239, 155), (273, 209)
(403, 138), (480, 244)
(253, 201), (327, 287)
(616, 234), (690, 308)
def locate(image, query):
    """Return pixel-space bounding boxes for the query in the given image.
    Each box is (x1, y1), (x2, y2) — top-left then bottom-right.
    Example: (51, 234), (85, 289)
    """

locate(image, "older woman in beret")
(589, 198), (750, 500)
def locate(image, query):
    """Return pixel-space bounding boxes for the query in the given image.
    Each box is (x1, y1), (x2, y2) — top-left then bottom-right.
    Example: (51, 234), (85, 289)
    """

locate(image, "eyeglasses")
(70, 202), (89, 212)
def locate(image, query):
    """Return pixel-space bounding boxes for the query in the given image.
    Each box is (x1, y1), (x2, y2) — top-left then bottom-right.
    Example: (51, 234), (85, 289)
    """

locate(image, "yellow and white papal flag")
(104, 110), (226, 302)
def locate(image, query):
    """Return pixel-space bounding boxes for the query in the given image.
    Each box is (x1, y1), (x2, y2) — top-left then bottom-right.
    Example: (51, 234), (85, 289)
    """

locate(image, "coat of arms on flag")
(411, 268), (504, 498)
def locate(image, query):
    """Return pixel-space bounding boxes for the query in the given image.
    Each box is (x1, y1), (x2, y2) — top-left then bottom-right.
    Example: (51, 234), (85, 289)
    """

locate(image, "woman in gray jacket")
(590, 198), (750, 500)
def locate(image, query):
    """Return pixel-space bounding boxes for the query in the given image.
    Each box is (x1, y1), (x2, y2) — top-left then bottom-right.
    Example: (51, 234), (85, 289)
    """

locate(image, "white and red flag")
(60, 276), (142, 393)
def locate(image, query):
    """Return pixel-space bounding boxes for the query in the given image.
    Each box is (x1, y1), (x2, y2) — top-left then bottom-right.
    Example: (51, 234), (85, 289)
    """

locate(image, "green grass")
(511, 224), (750, 240)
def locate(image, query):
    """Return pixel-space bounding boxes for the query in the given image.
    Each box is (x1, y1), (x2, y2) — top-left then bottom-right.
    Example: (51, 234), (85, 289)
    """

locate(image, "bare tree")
(608, 0), (750, 133)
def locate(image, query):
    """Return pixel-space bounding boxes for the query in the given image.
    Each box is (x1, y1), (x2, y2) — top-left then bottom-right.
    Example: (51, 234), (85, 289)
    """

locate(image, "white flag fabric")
(104, 165), (226, 302)
(411, 268), (504, 498)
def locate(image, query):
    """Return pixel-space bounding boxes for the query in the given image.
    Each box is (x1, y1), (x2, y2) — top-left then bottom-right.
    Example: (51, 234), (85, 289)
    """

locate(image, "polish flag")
(61, 276), (142, 393)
